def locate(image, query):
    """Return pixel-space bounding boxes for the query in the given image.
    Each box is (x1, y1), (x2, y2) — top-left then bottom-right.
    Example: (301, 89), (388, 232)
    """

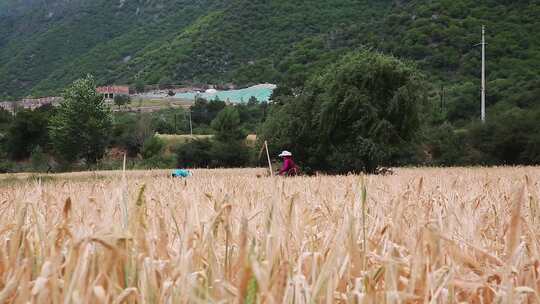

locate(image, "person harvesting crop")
(278, 151), (299, 176)
(172, 168), (192, 178)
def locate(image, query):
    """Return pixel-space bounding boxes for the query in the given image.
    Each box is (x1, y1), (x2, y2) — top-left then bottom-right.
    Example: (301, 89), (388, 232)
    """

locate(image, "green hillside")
(1, 0), (539, 124)
(0, 0), (213, 97)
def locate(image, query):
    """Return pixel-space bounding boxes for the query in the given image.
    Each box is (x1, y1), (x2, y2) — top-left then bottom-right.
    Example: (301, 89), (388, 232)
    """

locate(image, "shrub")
(142, 136), (165, 159)
(0, 160), (15, 173)
(137, 154), (177, 169)
(30, 146), (49, 172)
(113, 94), (131, 108)
(209, 140), (250, 168)
(175, 139), (213, 168)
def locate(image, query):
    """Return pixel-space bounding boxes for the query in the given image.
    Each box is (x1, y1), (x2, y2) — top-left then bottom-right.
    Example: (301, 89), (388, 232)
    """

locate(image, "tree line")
(260, 49), (540, 173)
(1, 47), (539, 174)
(0, 75), (269, 172)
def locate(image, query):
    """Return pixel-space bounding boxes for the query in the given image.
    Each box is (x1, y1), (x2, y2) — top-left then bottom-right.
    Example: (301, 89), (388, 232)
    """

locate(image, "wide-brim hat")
(278, 151), (292, 157)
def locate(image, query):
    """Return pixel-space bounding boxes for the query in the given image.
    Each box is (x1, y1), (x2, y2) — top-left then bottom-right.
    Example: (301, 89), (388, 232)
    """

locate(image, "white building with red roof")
(96, 86), (130, 100)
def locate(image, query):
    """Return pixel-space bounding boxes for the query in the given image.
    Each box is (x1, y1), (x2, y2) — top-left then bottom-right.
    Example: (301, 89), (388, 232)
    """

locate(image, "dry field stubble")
(0, 167), (540, 303)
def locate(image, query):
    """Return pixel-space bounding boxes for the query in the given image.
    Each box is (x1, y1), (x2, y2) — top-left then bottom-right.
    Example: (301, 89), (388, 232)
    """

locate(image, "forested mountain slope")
(0, 0), (213, 97)
(1, 0), (539, 123)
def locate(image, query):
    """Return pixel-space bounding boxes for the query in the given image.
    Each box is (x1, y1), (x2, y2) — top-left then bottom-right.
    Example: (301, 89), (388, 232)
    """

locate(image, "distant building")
(0, 97), (62, 113)
(97, 86), (130, 101)
(20, 97), (62, 110)
(0, 101), (15, 113)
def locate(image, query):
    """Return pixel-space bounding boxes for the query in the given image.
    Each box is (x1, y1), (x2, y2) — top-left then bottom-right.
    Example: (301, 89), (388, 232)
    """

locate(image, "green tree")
(0, 107), (12, 130)
(190, 98), (226, 125)
(111, 113), (145, 157)
(176, 139), (213, 168)
(208, 107), (250, 167)
(49, 75), (113, 165)
(258, 95), (316, 167)
(211, 107), (244, 141)
(261, 50), (427, 173)
(150, 108), (188, 134)
(422, 123), (472, 166)
(142, 136), (165, 159)
(467, 107), (538, 165)
(236, 99), (268, 133)
(139, 136), (176, 169)
(6, 106), (53, 160)
(209, 140), (250, 168)
(113, 94), (131, 109)
(30, 145), (49, 172)
(134, 80), (145, 93)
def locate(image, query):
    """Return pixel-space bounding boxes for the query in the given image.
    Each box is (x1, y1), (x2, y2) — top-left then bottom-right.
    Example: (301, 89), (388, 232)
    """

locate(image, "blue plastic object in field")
(172, 169), (192, 178)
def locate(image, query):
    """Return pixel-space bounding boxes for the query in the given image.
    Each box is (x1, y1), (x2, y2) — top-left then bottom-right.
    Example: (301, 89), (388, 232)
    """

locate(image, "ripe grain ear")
(506, 185), (524, 261)
(63, 197), (72, 220)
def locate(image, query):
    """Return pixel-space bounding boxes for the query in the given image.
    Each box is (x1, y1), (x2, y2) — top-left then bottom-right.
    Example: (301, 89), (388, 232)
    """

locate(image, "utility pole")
(481, 25), (486, 123)
(439, 84), (445, 112)
(189, 109), (193, 137)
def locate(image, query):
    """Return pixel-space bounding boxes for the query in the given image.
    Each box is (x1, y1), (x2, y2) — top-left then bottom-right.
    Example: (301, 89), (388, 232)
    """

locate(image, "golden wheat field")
(1, 167), (540, 303)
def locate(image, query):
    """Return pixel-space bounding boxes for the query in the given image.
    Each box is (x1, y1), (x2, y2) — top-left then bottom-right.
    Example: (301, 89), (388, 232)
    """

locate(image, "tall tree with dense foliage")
(211, 107), (244, 141)
(113, 94), (131, 109)
(261, 50), (427, 173)
(190, 98), (227, 126)
(209, 107), (249, 167)
(49, 75), (112, 165)
(6, 106), (53, 160)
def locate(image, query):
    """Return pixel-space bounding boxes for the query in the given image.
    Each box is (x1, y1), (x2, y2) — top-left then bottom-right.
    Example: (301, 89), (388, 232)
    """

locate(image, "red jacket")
(279, 157), (299, 175)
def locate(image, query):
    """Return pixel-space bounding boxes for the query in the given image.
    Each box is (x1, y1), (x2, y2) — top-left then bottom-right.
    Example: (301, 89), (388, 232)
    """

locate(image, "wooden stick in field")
(265, 140), (273, 176)
(122, 152), (127, 180)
